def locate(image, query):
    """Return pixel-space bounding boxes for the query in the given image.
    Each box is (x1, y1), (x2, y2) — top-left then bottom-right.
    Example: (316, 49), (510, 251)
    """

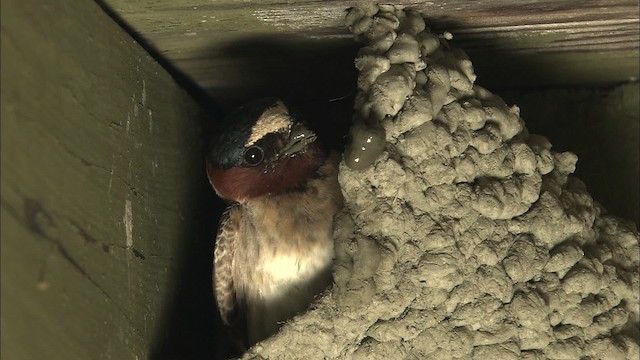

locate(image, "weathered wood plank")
(0, 0), (205, 359)
(100, 0), (638, 98)
(1, 211), (140, 360)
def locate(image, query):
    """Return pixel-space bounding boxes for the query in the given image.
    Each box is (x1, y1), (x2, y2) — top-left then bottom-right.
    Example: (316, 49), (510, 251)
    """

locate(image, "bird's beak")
(278, 123), (317, 159)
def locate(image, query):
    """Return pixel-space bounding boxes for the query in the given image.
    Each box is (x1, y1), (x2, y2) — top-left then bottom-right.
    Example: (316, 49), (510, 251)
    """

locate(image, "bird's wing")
(213, 205), (241, 327)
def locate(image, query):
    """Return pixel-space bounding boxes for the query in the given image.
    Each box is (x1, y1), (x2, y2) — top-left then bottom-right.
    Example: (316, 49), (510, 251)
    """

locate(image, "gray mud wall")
(244, 5), (639, 359)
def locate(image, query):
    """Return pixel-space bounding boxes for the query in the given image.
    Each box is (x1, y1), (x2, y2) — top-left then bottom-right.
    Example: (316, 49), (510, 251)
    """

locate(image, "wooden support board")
(1, 0), (207, 359)
(100, 0), (639, 107)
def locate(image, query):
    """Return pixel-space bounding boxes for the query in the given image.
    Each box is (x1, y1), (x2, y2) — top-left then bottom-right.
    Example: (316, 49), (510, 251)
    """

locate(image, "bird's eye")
(243, 146), (264, 166)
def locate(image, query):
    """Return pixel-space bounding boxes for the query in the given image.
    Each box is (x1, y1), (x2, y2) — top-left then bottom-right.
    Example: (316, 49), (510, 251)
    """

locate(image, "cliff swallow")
(206, 98), (343, 349)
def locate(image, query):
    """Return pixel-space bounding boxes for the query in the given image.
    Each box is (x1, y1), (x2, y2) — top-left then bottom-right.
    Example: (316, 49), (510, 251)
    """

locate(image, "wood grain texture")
(100, 0), (638, 103)
(0, 0), (205, 359)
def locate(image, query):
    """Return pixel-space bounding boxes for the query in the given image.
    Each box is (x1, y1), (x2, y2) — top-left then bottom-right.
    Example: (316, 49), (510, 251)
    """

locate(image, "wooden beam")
(0, 0), (205, 358)
(99, 0), (638, 102)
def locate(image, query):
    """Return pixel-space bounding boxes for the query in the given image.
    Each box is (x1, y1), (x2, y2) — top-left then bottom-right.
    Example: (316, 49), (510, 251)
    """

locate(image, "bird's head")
(206, 98), (326, 203)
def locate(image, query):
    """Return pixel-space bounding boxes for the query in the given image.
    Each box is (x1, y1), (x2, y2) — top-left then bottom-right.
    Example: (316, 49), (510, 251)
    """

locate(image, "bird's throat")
(207, 143), (327, 203)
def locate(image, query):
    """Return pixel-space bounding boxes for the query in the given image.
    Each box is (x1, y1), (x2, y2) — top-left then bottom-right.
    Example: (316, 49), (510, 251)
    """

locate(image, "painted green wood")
(100, 0), (638, 99)
(1, 0), (205, 359)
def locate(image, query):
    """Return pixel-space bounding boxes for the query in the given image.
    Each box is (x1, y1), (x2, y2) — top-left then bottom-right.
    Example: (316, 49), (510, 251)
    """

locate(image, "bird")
(205, 98), (343, 349)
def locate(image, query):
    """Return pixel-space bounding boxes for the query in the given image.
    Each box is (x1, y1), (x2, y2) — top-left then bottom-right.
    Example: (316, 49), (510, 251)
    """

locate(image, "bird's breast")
(236, 172), (340, 304)
(257, 240), (334, 300)
(231, 152), (342, 344)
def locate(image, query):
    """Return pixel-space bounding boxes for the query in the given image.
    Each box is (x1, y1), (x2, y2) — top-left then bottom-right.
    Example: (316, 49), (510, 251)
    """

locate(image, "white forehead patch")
(245, 101), (292, 147)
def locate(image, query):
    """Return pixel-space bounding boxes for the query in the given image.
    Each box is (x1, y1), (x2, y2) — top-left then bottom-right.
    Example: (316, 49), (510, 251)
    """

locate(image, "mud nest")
(243, 5), (639, 359)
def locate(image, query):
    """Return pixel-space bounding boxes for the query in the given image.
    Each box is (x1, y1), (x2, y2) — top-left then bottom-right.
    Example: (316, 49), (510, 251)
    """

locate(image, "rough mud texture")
(244, 5), (640, 359)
